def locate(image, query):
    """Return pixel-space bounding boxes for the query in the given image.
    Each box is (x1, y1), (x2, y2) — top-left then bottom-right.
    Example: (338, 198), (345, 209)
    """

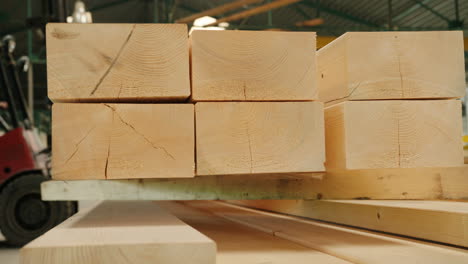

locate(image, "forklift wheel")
(0, 173), (77, 246)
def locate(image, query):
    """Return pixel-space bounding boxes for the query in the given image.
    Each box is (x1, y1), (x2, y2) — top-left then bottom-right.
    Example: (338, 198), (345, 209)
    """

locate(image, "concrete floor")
(0, 233), (20, 264)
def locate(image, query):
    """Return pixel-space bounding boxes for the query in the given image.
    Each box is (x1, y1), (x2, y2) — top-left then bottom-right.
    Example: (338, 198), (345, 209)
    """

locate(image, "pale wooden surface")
(41, 166), (468, 200)
(191, 30), (317, 101)
(318, 31), (465, 103)
(20, 201), (216, 264)
(325, 100), (464, 169)
(47, 23), (190, 103)
(232, 200), (468, 247)
(52, 103), (194, 179)
(41, 174), (324, 201)
(196, 102), (325, 175)
(198, 201), (468, 264)
(159, 202), (350, 264)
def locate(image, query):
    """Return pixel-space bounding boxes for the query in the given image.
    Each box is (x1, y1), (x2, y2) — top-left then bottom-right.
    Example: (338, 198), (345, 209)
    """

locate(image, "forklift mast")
(0, 36), (46, 185)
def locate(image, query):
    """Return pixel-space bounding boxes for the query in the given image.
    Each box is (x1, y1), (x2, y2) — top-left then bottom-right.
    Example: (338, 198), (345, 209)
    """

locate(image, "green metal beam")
(168, 0), (178, 23)
(228, 23), (465, 32)
(387, 0), (393, 29)
(410, 0), (451, 22)
(267, 0), (273, 27)
(0, 11), (9, 22)
(300, 1), (380, 28)
(153, 0), (159, 23)
(294, 4), (311, 19)
(178, 5), (199, 14)
(27, 0), (32, 60)
(392, 0), (433, 22)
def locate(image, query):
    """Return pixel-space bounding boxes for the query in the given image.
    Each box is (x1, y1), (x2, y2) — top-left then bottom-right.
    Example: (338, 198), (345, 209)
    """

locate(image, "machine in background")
(0, 35), (76, 246)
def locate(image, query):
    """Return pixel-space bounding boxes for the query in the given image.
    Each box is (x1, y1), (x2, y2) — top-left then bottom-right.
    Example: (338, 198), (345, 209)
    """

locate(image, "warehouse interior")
(0, 0), (468, 263)
(1, 0), (467, 138)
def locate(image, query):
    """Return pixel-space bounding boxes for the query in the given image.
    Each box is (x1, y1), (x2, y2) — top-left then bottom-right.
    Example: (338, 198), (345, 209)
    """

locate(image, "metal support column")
(267, 0), (272, 27)
(388, 0), (393, 29)
(154, 0), (159, 23)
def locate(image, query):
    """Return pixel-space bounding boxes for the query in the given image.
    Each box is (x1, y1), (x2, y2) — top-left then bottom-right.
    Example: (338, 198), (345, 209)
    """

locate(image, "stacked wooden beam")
(48, 23), (195, 179)
(231, 31), (468, 257)
(48, 25), (325, 179)
(191, 30), (324, 175)
(318, 31), (466, 170)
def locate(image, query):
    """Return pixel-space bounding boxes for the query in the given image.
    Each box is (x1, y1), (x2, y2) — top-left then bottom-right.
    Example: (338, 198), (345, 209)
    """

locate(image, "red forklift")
(0, 35), (76, 246)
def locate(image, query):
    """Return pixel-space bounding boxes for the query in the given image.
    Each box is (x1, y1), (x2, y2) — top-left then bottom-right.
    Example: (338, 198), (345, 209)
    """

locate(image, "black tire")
(0, 173), (77, 246)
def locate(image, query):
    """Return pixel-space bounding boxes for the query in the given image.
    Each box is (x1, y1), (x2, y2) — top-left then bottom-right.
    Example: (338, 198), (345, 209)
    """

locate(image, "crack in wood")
(394, 35), (404, 98)
(63, 125), (96, 164)
(397, 55), (404, 98)
(104, 112), (114, 179)
(246, 125), (253, 174)
(103, 104), (175, 160)
(243, 82), (247, 100)
(325, 81), (362, 104)
(424, 121), (458, 142)
(89, 24), (136, 96)
(435, 174), (444, 199)
(397, 56), (404, 97)
(397, 115), (401, 168)
(117, 83), (123, 98)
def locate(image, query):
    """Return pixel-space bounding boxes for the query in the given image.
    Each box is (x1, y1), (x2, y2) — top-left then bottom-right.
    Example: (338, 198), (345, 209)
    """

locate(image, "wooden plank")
(204, 0), (302, 26)
(175, 0), (263, 23)
(158, 201), (350, 264)
(318, 35), (468, 52)
(190, 30), (317, 101)
(46, 23), (190, 103)
(20, 201), (216, 264)
(319, 166), (468, 200)
(41, 174), (324, 201)
(196, 102), (325, 175)
(231, 200), (468, 247)
(325, 100), (464, 170)
(52, 103), (194, 179)
(41, 166), (468, 201)
(317, 31), (465, 103)
(190, 201), (468, 264)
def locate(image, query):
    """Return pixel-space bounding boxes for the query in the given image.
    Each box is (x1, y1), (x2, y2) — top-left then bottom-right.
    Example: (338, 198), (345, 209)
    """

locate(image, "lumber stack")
(48, 25), (325, 179)
(226, 31), (468, 260)
(48, 23), (196, 179)
(191, 30), (325, 175)
(39, 27), (468, 264)
(318, 31), (465, 170)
